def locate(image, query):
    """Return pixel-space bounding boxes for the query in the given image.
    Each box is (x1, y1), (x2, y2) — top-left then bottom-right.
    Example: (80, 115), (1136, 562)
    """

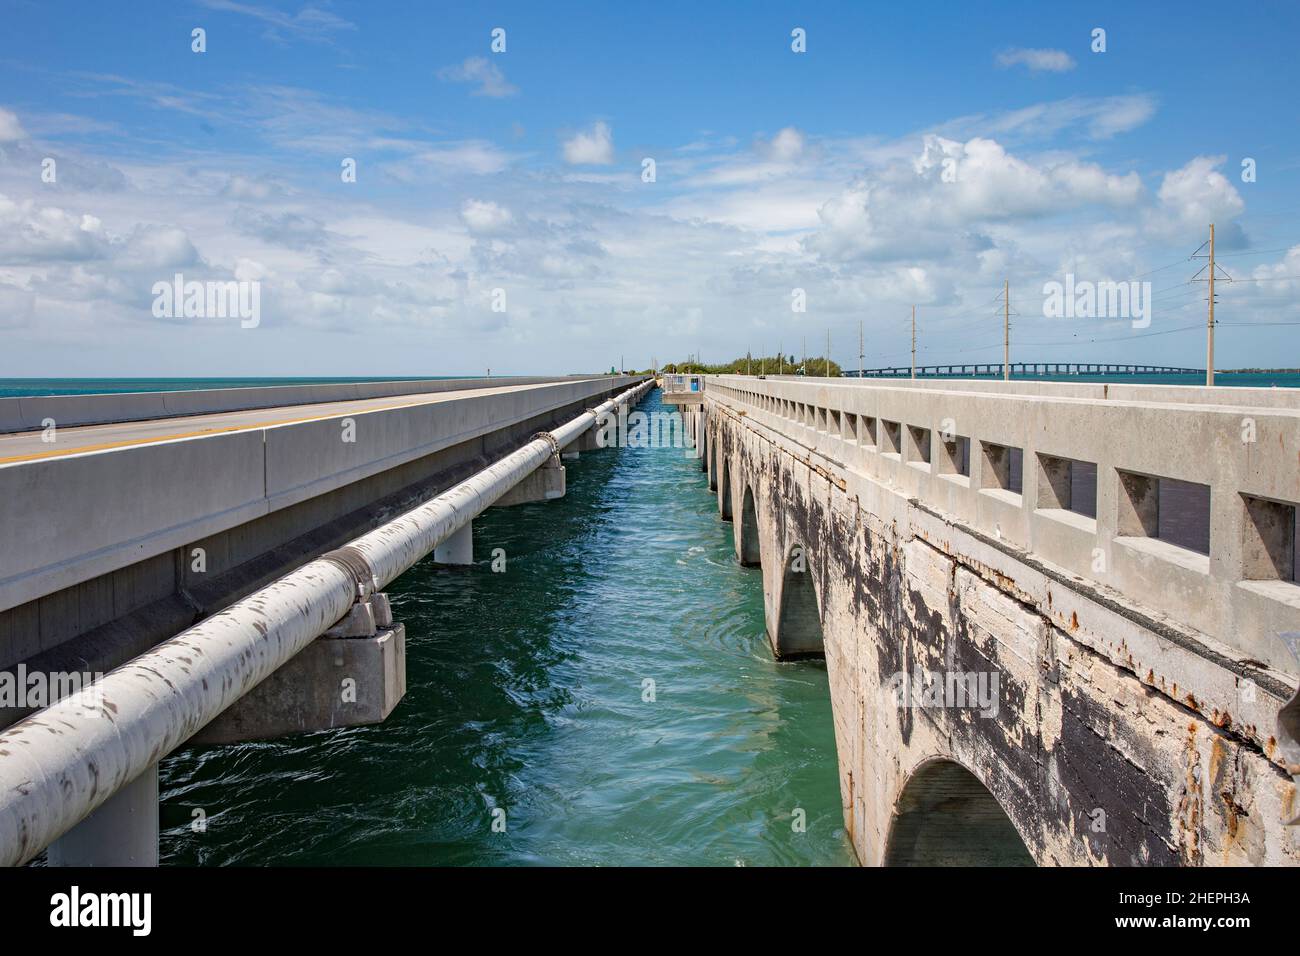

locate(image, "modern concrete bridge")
(0, 374), (652, 865)
(681, 374), (1300, 865)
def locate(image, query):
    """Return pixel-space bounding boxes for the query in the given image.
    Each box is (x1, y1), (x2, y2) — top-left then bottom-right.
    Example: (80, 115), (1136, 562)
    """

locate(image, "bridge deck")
(0, 381), (568, 465)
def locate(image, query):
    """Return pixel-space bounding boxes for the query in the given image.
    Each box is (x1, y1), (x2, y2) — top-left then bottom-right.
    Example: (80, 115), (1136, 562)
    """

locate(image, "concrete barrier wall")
(263, 380), (620, 510)
(767, 374), (1300, 410)
(0, 431), (268, 613)
(0, 375), (596, 433)
(0, 377), (640, 613)
(708, 374), (1300, 673)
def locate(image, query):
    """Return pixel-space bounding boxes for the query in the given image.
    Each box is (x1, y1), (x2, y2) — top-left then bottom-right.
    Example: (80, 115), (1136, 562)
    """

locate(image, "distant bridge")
(844, 362), (1204, 379)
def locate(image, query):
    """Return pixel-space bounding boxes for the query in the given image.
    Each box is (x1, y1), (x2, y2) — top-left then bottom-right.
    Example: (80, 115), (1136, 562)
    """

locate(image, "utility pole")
(826, 329), (831, 377)
(1207, 224), (1216, 386)
(777, 341), (783, 376)
(747, 350), (752, 376)
(1003, 280), (1011, 381)
(858, 319), (864, 378)
(802, 337), (806, 375)
(1191, 223), (1230, 386)
(910, 305), (916, 379)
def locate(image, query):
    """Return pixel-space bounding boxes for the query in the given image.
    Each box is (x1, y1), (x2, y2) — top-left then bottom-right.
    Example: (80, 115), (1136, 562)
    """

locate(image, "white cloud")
(1148, 155), (1245, 240)
(562, 121), (614, 165)
(0, 79), (1280, 376)
(0, 107), (26, 143)
(223, 175), (278, 201)
(437, 57), (518, 98)
(951, 94), (1158, 143)
(385, 141), (513, 180)
(197, 0), (356, 43)
(0, 194), (107, 262)
(806, 134), (1142, 262)
(460, 199), (514, 234)
(765, 127), (805, 163)
(996, 48), (1077, 73)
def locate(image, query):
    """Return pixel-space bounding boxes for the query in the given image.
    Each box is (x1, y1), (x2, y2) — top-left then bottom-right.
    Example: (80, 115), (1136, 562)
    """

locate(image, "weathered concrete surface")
(702, 380), (1300, 866)
(495, 457), (565, 506)
(193, 624), (406, 745)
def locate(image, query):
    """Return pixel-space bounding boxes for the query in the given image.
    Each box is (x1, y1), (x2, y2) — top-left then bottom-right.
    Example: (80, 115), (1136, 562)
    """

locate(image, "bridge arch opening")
(699, 423), (708, 474)
(707, 431), (717, 490)
(719, 455), (733, 521)
(884, 759), (1034, 866)
(738, 486), (761, 566)
(771, 544), (823, 658)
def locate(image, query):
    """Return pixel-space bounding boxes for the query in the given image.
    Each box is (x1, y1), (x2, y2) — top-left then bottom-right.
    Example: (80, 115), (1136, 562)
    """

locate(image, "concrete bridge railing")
(692, 374), (1300, 866)
(708, 375), (1300, 675)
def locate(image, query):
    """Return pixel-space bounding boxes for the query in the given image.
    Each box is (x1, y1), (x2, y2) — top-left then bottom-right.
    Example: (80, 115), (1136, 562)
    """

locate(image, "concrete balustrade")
(708, 374), (1300, 674)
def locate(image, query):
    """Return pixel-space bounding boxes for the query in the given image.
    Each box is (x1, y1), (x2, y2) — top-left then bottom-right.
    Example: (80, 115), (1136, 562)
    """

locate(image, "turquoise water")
(155, 389), (854, 866)
(17, 372), (1297, 866)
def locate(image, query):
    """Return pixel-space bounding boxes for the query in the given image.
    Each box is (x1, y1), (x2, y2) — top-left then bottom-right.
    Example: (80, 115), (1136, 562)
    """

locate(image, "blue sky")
(1, 0), (1298, 375)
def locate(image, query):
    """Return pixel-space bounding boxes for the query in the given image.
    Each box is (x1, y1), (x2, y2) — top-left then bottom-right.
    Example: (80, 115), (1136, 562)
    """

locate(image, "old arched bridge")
(680, 373), (1300, 866)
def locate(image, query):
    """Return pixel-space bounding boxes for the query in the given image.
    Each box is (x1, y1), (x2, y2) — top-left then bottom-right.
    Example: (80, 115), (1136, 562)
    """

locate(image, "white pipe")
(0, 378), (652, 866)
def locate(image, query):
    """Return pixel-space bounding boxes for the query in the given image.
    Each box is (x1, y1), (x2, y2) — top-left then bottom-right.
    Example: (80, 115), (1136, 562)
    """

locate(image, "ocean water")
(12, 372), (1296, 865)
(0, 377), (442, 399)
(155, 388), (854, 866)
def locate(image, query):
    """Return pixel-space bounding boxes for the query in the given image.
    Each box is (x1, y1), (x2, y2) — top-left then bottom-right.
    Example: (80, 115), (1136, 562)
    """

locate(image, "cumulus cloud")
(806, 135), (1142, 262)
(996, 48), (1076, 72)
(460, 199), (513, 234)
(116, 225), (201, 271)
(0, 107), (27, 143)
(765, 127), (805, 163)
(1146, 156), (1246, 244)
(222, 175), (279, 201)
(0, 194), (107, 262)
(437, 57), (518, 97)
(562, 121), (614, 165)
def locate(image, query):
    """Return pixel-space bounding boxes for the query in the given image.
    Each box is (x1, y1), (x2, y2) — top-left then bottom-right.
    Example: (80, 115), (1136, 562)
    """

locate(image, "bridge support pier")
(575, 426), (602, 452)
(495, 457), (566, 506)
(47, 762), (158, 867)
(433, 521), (474, 564)
(194, 617), (407, 746)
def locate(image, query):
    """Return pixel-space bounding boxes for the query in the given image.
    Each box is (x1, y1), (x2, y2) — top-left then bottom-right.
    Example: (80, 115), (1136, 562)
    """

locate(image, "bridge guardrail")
(706, 374), (1300, 675)
(0, 377), (642, 622)
(0, 375), (605, 434)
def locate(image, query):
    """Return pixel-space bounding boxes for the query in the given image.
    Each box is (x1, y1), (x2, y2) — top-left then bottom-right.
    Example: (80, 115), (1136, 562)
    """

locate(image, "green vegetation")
(662, 355), (842, 376)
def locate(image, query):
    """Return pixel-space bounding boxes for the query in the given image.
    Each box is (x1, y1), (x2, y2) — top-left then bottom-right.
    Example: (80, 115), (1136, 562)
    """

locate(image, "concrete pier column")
(495, 457), (565, 506)
(433, 521), (474, 564)
(48, 762), (158, 866)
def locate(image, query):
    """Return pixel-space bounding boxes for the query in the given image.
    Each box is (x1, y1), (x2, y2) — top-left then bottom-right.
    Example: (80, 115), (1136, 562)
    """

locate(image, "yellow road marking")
(0, 393), (479, 465)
